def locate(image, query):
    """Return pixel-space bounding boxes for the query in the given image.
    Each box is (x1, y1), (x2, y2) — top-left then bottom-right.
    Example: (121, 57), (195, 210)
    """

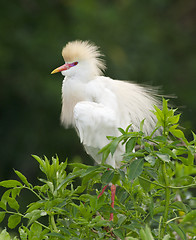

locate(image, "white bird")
(51, 40), (160, 220)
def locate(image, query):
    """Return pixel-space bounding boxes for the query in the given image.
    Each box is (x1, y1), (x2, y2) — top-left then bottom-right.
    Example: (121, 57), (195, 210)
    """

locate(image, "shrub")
(0, 99), (196, 239)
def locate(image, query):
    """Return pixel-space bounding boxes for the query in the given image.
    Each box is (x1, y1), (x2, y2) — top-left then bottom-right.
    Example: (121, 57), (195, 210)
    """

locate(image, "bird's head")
(51, 40), (106, 80)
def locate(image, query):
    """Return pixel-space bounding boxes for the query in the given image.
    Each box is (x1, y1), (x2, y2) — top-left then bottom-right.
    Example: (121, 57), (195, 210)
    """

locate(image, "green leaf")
(0, 180), (22, 188)
(8, 214), (21, 229)
(116, 188), (129, 203)
(139, 176), (151, 192)
(126, 137), (137, 153)
(144, 168), (158, 181)
(24, 210), (47, 226)
(0, 229), (11, 240)
(125, 124), (133, 133)
(160, 147), (177, 159)
(174, 176), (194, 187)
(181, 210), (196, 224)
(162, 98), (169, 113)
(170, 128), (185, 139)
(156, 153), (170, 162)
(0, 212), (5, 223)
(171, 201), (188, 213)
(187, 151), (194, 166)
(0, 201), (6, 210)
(118, 169), (125, 182)
(154, 105), (164, 124)
(143, 142), (152, 153)
(118, 127), (125, 135)
(101, 148), (110, 164)
(144, 155), (156, 166)
(153, 135), (167, 142)
(140, 119), (145, 132)
(89, 195), (97, 210)
(7, 198), (19, 211)
(80, 165), (102, 178)
(162, 235), (170, 240)
(91, 215), (109, 227)
(117, 214), (127, 226)
(1, 190), (11, 205)
(111, 172), (120, 184)
(57, 226), (70, 237)
(113, 228), (124, 239)
(26, 202), (44, 213)
(57, 169), (85, 190)
(14, 170), (30, 187)
(31, 155), (43, 167)
(11, 188), (21, 199)
(192, 130), (196, 142)
(128, 158), (144, 180)
(169, 223), (186, 240)
(68, 163), (88, 169)
(169, 114), (181, 124)
(178, 157), (191, 166)
(46, 232), (65, 239)
(140, 228), (146, 240)
(19, 227), (28, 240)
(140, 225), (155, 240)
(30, 223), (42, 237)
(125, 238), (138, 240)
(153, 206), (165, 215)
(101, 170), (114, 184)
(74, 184), (86, 194)
(143, 225), (154, 240)
(109, 138), (120, 155)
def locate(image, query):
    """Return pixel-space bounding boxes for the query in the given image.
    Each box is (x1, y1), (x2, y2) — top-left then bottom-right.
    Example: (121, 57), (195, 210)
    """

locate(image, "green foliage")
(0, 99), (196, 239)
(1, 0), (196, 190)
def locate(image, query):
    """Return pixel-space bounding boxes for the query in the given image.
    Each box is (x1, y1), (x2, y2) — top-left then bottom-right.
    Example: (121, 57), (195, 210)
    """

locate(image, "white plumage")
(52, 40), (160, 168)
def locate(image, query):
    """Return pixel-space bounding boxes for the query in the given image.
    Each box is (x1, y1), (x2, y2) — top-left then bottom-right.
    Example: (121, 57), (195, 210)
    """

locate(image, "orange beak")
(51, 63), (70, 74)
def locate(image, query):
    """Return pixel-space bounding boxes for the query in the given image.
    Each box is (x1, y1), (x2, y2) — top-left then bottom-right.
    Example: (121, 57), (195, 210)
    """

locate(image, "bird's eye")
(70, 61), (78, 67)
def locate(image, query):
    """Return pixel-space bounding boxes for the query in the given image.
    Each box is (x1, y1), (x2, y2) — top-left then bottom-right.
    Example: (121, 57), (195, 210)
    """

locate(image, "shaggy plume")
(62, 40), (106, 75)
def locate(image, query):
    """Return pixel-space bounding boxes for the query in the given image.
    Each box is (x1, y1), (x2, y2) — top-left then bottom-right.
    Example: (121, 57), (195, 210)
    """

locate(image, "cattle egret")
(51, 40), (160, 220)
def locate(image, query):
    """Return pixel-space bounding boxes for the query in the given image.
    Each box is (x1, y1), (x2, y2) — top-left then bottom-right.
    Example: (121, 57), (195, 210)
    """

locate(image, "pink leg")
(109, 184), (116, 221)
(97, 168), (110, 199)
(97, 184), (108, 199)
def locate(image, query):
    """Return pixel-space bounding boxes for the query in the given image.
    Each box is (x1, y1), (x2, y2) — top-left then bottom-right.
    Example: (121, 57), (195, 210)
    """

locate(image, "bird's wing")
(90, 76), (160, 135)
(114, 80), (160, 135)
(73, 101), (121, 167)
(74, 101), (118, 148)
(73, 78), (124, 167)
(73, 76), (160, 167)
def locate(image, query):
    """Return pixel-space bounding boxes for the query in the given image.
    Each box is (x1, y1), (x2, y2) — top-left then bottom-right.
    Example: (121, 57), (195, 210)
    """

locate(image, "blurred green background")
(0, 0), (196, 183)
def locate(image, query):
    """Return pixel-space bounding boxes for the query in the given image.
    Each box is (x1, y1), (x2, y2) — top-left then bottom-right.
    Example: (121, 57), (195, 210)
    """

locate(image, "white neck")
(60, 60), (101, 127)
(60, 75), (90, 128)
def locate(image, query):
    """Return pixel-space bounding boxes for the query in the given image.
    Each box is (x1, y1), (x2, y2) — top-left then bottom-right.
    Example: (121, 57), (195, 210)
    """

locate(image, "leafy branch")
(0, 98), (196, 239)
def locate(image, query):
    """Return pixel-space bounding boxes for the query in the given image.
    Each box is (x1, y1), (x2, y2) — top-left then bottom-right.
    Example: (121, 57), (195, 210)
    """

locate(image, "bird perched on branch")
(51, 40), (160, 220)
